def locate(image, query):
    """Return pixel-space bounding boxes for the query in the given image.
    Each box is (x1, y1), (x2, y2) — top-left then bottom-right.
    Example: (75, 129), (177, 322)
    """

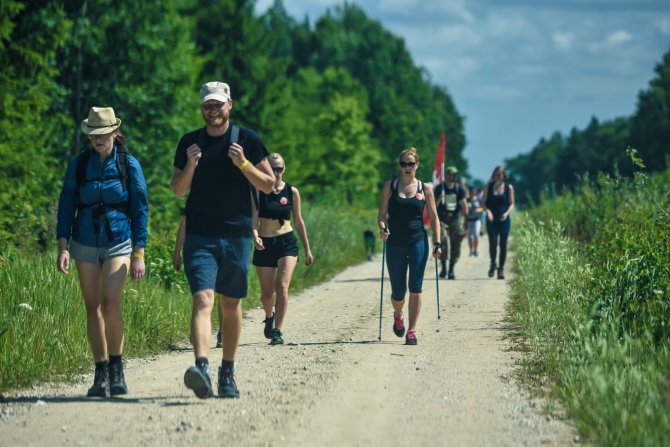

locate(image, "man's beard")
(203, 112), (228, 127)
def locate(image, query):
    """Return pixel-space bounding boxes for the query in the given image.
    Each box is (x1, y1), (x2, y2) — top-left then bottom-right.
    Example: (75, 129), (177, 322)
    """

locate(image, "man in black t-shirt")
(171, 81), (274, 399)
(434, 166), (468, 279)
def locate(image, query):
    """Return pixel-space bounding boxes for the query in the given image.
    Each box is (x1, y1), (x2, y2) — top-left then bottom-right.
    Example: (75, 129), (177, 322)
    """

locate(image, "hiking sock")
(109, 355), (122, 366)
(221, 359), (234, 375)
(195, 357), (209, 370)
(95, 360), (110, 371)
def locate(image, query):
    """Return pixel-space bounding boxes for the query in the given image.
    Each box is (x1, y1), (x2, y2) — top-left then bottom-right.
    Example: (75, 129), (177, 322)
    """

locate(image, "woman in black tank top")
(377, 147), (442, 346)
(481, 165), (515, 279)
(252, 153), (313, 345)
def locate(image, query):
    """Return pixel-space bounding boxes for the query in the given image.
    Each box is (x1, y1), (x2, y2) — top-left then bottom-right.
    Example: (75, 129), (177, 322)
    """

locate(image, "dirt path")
(0, 238), (577, 446)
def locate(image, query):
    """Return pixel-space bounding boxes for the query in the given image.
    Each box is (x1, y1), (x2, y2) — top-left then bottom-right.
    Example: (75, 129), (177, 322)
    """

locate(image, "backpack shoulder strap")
(115, 145), (130, 192)
(76, 149), (93, 188)
(230, 124), (239, 144)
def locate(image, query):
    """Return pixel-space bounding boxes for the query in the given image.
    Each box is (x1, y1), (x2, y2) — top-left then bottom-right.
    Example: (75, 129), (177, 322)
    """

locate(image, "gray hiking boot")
(218, 367), (240, 399)
(184, 363), (213, 399)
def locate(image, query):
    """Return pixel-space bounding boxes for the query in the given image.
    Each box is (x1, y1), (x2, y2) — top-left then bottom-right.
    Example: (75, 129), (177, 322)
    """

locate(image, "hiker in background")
(173, 215), (223, 348)
(171, 81), (274, 399)
(377, 147), (441, 346)
(363, 229), (376, 260)
(477, 187), (486, 236)
(466, 187), (483, 256)
(56, 106), (149, 398)
(252, 153), (313, 346)
(481, 165), (515, 280)
(434, 166), (468, 279)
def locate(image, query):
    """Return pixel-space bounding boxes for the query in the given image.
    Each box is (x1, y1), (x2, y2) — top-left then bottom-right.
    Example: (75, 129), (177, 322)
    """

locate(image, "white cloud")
(475, 85), (524, 102)
(378, 0), (474, 22)
(606, 30), (633, 46)
(553, 32), (575, 51)
(485, 12), (531, 39)
(427, 56), (480, 80)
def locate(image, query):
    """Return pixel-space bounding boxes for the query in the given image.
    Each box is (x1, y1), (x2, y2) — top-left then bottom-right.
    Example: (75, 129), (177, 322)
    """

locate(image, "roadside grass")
(510, 165), (670, 446)
(0, 205), (376, 393)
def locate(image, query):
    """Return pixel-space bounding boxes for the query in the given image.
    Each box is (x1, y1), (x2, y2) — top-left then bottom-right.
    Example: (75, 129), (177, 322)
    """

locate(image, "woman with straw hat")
(56, 106), (149, 397)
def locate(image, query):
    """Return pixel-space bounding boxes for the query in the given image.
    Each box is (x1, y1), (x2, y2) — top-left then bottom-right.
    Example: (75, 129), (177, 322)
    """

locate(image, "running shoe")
(184, 364), (213, 399)
(263, 313), (275, 339)
(270, 328), (284, 345)
(393, 314), (406, 337)
(405, 330), (418, 346)
(497, 267), (505, 280)
(488, 262), (496, 278)
(108, 361), (128, 396)
(216, 330), (222, 348)
(218, 367), (240, 398)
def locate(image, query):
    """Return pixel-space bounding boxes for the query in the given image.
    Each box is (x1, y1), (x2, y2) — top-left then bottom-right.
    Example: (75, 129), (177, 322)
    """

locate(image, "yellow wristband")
(132, 252), (144, 259)
(238, 160), (250, 171)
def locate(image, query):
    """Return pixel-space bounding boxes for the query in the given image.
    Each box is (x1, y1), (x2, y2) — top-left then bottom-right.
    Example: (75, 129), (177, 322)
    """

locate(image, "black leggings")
(487, 224), (509, 268)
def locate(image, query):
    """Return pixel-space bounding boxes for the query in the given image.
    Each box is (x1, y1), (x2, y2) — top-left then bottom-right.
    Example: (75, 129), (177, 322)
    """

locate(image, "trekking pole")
(378, 240), (386, 341)
(435, 256), (441, 319)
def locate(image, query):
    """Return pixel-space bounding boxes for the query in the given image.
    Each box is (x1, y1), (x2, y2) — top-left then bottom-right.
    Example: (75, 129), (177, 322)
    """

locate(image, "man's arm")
(228, 142), (274, 194)
(170, 143), (201, 197)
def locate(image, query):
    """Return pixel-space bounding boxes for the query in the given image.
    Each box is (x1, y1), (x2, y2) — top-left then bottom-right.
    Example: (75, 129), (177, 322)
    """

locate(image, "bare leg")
(77, 261), (105, 362)
(407, 292), (422, 332)
(220, 296), (242, 361)
(256, 266), (277, 319)
(273, 256), (298, 330)
(191, 289), (215, 359)
(101, 256), (130, 356)
(391, 298), (405, 320)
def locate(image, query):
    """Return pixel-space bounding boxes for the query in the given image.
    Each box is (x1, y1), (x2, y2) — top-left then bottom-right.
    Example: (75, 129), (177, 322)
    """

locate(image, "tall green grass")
(0, 204), (376, 392)
(511, 165), (670, 446)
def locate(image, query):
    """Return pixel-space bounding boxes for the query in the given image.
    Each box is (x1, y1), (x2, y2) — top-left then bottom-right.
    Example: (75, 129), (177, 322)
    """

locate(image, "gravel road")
(0, 239), (578, 446)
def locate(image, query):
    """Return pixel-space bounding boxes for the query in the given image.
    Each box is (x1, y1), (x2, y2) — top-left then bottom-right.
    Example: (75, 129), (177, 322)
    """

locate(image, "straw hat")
(80, 107), (121, 135)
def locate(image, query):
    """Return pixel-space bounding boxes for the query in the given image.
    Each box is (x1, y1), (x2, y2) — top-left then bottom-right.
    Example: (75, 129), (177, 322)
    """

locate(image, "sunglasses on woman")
(399, 161), (416, 168)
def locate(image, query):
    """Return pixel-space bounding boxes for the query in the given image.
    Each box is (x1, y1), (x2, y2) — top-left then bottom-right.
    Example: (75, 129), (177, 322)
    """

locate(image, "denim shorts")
(385, 237), (429, 300)
(70, 239), (132, 265)
(252, 232), (299, 267)
(183, 234), (252, 298)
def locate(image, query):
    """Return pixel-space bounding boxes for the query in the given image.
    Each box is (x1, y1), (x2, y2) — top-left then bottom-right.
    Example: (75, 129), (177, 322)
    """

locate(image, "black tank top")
(486, 182), (510, 220)
(258, 183), (292, 226)
(387, 179), (426, 246)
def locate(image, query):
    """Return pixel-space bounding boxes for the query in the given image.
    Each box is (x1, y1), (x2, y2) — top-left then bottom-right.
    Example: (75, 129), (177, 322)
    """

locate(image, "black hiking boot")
(109, 360), (128, 396)
(269, 328), (284, 345)
(87, 363), (110, 398)
(497, 267), (505, 280)
(488, 262), (496, 278)
(263, 313), (275, 339)
(216, 330), (222, 348)
(218, 367), (240, 399)
(184, 363), (213, 399)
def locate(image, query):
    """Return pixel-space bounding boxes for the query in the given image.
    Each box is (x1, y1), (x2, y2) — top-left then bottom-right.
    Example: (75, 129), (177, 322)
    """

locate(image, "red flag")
(433, 132), (446, 185)
(425, 133), (446, 226)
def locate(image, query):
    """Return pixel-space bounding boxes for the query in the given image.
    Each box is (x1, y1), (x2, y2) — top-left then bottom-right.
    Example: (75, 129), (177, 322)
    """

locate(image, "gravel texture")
(0, 240), (578, 446)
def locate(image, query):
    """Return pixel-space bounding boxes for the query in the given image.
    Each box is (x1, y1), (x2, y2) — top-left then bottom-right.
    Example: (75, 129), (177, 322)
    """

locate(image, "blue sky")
(255, 0), (670, 180)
